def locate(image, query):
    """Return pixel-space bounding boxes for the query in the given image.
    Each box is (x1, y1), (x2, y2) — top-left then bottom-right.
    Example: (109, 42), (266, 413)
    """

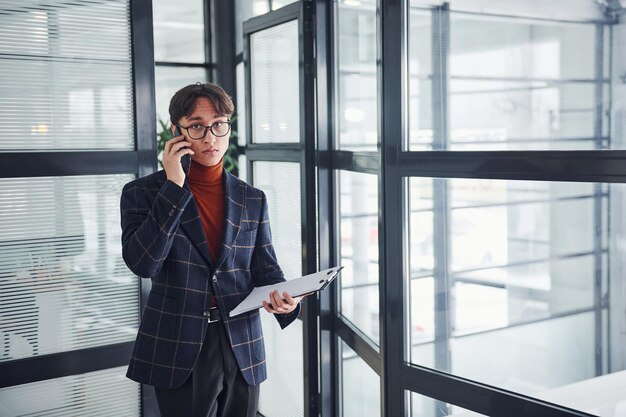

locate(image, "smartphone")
(174, 126), (191, 169)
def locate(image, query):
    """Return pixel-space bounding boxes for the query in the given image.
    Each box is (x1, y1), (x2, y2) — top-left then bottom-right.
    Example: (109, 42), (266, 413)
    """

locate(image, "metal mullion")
(243, 7), (253, 184)
(0, 341), (134, 388)
(317, 0), (339, 414)
(154, 61), (213, 68)
(130, 0), (157, 414)
(204, 0), (212, 76)
(380, 0), (408, 416)
(0, 151), (138, 178)
(332, 150), (380, 174)
(243, 2), (300, 35)
(334, 316), (381, 376)
(210, 0), (236, 95)
(301, 2), (319, 416)
(400, 365), (599, 417)
(131, 0), (157, 180)
(397, 151), (626, 183)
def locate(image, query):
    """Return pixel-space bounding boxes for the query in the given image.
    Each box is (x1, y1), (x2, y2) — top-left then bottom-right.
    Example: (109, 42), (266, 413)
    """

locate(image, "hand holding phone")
(163, 125), (193, 187)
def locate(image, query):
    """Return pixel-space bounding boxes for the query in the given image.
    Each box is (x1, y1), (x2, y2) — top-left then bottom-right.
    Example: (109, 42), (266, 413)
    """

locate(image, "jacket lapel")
(179, 186), (214, 268)
(214, 171), (246, 269)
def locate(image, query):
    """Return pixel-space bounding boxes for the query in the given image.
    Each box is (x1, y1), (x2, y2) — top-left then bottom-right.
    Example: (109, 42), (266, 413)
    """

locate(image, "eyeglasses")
(178, 121), (231, 140)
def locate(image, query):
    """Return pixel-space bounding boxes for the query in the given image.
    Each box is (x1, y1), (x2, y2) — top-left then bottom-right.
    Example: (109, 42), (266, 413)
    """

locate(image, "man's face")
(178, 97), (230, 167)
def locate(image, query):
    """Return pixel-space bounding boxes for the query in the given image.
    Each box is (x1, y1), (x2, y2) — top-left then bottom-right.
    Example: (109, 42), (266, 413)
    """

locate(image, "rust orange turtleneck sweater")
(187, 159), (224, 263)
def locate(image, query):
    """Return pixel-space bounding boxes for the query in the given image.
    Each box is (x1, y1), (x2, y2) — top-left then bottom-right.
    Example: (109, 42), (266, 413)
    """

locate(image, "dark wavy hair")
(168, 82), (234, 125)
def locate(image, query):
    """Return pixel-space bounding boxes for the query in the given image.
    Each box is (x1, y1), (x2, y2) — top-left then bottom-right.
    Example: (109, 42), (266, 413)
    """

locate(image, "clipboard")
(229, 266), (343, 317)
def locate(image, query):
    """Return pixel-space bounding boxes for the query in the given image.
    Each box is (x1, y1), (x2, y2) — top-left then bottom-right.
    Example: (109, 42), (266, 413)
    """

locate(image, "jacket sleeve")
(250, 191), (301, 329)
(120, 179), (193, 278)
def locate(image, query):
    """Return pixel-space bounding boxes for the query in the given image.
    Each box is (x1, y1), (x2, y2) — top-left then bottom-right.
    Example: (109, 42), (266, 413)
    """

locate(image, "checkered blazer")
(120, 168), (299, 388)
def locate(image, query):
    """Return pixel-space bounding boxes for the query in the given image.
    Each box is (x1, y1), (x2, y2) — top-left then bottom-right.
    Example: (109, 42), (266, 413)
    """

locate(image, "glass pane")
(0, 366), (139, 417)
(408, 178), (626, 414)
(155, 66), (208, 125)
(0, 175), (138, 361)
(336, 0), (378, 151)
(341, 340), (380, 417)
(250, 20), (300, 143)
(450, 15), (596, 80)
(153, 0), (205, 63)
(449, 80), (597, 150)
(0, 1), (134, 151)
(408, 8), (612, 150)
(252, 162), (304, 417)
(253, 162), (302, 280)
(339, 171), (379, 345)
(409, 391), (488, 417)
(235, 0), (270, 53)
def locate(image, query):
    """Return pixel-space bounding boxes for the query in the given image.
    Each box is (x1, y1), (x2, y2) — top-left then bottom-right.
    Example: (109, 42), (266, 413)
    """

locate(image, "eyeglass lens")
(187, 122), (230, 139)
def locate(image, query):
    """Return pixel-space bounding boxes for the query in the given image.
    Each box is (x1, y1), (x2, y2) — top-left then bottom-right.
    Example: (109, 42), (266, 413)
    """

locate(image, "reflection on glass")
(408, 6), (611, 150)
(336, 0), (378, 151)
(408, 177), (626, 415)
(0, 366), (139, 416)
(409, 391), (487, 417)
(153, 0), (205, 63)
(253, 162), (304, 417)
(0, 175), (138, 362)
(339, 171), (379, 344)
(155, 66), (208, 124)
(342, 341), (380, 417)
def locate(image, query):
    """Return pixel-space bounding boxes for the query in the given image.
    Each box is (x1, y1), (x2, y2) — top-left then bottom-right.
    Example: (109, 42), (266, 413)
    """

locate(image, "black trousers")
(154, 322), (260, 417)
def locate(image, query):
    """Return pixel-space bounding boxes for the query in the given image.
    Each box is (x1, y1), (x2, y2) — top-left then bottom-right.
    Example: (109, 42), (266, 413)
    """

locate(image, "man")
(120, 82), (302, 417)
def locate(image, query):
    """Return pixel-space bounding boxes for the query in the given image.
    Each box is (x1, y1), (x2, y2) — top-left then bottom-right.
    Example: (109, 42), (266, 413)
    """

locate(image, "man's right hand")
(163, 134), (194, 187)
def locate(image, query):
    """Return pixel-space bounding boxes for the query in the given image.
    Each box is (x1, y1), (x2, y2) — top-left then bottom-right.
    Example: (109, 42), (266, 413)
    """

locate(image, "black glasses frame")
(178, 121), (232, 140)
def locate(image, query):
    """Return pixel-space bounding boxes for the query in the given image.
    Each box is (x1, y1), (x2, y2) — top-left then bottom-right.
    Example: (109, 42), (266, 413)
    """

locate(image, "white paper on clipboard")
(229, 266), (343, 317)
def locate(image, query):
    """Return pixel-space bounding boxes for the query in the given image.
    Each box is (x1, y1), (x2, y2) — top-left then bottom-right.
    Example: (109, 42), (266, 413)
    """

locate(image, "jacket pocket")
(141, 291), (179, 363)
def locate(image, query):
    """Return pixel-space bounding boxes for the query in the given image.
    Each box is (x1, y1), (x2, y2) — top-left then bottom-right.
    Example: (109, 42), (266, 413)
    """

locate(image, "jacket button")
(202, 311), (210, 318)
(168, 209), (174, 216)
(212, 275), (217, 282)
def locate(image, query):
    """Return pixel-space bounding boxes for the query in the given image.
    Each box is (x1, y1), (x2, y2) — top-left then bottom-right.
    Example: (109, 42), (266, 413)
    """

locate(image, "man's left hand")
(263, 290), (302, 315)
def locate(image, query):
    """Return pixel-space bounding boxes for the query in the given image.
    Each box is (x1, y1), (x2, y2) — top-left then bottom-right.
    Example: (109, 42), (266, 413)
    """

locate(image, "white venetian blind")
(253, 162), (304, 417)
(0, 0), (134, 151)
(0, 366), (140, 417)
(0, 175), (139, 361)
(250, 20), (300, 144)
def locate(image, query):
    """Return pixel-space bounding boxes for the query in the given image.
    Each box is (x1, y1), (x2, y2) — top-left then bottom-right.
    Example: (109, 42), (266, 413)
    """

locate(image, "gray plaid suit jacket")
(120, 167), (299, 388)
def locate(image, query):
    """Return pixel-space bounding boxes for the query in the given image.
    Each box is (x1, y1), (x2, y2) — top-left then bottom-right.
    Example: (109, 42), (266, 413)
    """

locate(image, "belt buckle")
(207, 306), (220, 323)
